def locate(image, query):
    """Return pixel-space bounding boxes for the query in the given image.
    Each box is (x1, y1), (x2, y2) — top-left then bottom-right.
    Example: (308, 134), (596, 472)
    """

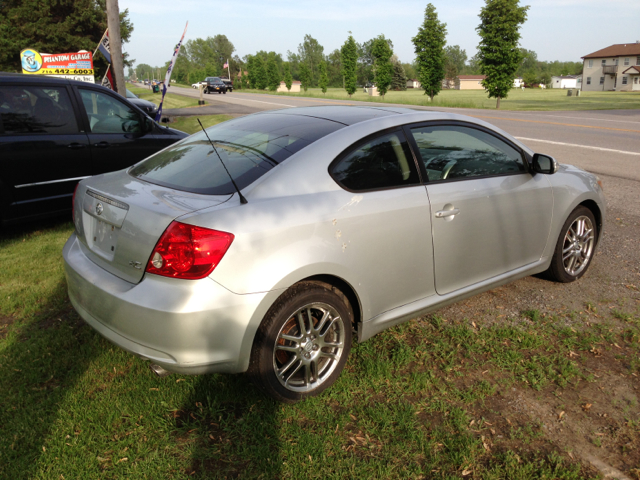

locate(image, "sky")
(121, 0), (640, 68)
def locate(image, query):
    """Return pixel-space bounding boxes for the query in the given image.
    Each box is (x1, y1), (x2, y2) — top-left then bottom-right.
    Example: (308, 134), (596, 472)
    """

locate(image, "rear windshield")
(129, 113), (344, 195)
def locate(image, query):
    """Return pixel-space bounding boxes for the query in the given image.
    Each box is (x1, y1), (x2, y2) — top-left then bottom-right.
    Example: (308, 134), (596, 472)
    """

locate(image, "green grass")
(1, 223), (639, 478)
(168, 115), (234, 135)
(128, 86), (202, 110)
(234, 87), (640, 111)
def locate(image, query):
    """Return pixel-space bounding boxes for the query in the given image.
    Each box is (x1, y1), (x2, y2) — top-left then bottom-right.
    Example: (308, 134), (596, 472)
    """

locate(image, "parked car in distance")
(191, 81), (205, 89)
(0, 72), (188, 225)
(204, 77), (227, 94)
(63, 106), (605, 403)
(125, 89), (158, 117)
(222, 79), (233, 92)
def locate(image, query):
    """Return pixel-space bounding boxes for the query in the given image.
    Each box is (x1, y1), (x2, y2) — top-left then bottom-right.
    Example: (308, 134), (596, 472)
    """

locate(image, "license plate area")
(85, 216), (119, 261)
(82, 190), (129, 261)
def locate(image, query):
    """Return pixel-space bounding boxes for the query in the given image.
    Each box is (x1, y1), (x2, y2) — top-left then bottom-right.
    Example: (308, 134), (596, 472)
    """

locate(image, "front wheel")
(546, 206), (597, 282)
(249, 281), (353, 403)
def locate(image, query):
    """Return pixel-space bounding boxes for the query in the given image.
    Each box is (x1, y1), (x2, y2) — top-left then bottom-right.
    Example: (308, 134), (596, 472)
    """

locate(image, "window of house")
(601, 59), (606, 65)
(599, 77), (605, 85)
(622, 76), (628, 85)
(409, 125), (525, 182)
(637, 57), (640, 65)
(615, 58), (619, 65)
(331, 130), (420, 191)
(588, 60), (593, 68)
(624, 57), (630, 66)
(635, 77), (639, 84)
(587, 77), (591, 85)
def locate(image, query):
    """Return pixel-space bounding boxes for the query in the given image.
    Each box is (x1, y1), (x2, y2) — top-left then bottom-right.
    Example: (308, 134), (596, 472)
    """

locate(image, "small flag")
(101, 67), (115, 90)
(98, 30), (111, 64)
(155, 22), (188, 122)
(223, 62), (228, 69)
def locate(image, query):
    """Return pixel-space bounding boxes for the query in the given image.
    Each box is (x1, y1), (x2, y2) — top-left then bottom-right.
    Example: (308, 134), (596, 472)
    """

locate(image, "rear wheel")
(546, 206), (597, 282)
(249, 281), (353, 403)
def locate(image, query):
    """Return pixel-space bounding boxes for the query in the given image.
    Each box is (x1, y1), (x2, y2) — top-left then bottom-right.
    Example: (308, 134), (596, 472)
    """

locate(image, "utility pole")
(106, 0), (126, 96)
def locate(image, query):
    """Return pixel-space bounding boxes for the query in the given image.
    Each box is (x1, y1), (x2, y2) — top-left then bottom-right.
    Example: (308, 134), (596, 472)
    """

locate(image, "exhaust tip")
(149, 363), (172, 377)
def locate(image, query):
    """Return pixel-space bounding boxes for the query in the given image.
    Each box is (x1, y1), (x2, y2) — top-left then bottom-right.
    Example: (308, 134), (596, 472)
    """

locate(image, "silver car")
(63, 106), (605, 403)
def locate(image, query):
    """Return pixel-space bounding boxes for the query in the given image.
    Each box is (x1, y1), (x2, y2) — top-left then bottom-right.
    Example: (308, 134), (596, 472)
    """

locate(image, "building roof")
(458, 75), (486, 80)
(622, 66), (640, 74)
(582, 43), (640, 59)
(552, 75), (581, 79)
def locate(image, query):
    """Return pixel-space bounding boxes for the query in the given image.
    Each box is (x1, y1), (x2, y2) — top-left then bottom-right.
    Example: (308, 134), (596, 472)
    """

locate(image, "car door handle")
(94, 142), (110, 148)
(67, 143), (86, 149)
(435, 208), (460, 218)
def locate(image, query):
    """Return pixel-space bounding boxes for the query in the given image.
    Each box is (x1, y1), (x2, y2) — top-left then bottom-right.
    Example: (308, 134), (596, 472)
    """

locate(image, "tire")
(546, 206), (597, 283)
(248, 281), (353, 403)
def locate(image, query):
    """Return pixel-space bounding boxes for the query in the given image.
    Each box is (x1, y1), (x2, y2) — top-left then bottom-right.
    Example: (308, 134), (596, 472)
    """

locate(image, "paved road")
(154, 84), (640, 182)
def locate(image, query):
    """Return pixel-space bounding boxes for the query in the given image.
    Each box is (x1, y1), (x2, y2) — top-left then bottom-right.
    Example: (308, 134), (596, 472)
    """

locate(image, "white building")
(406, 79), (421, 89)
(581, 42), (640, 91)
(513, 77), (524, 88)
(550, 75), (581, 89)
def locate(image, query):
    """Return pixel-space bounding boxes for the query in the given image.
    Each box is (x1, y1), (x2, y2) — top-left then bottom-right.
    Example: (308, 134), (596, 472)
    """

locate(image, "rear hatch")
(74, 169), (231, 284)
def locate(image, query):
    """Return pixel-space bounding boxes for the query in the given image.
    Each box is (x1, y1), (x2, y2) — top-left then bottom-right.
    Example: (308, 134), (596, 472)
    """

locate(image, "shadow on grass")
(174, 373), (281, 478)
(0, 280), (101, 479)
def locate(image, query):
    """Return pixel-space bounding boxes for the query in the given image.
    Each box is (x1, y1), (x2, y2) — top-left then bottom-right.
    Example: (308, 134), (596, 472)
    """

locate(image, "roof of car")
(262, 105), (417, 126)
(0, 71), (108, 89)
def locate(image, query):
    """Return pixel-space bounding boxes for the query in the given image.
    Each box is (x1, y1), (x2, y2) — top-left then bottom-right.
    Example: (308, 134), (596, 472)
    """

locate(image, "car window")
(0, 85), (78, 135)
(331, 130), (420, 191)
(79, 89), (141, 134)
(130, 113), (344, 195)
(409, 125), (525, 182)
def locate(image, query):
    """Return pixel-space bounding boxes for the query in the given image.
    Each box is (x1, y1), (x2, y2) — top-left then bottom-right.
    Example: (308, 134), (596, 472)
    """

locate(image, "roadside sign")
(20, 48), (95, 82)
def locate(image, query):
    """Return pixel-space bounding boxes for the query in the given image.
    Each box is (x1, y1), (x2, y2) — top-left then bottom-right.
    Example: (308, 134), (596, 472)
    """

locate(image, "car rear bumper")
(63, 233), (274, 375)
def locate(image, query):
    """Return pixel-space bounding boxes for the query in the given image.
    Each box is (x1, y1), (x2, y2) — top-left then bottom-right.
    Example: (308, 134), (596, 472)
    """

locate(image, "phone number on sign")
(41, 68), (95, 75)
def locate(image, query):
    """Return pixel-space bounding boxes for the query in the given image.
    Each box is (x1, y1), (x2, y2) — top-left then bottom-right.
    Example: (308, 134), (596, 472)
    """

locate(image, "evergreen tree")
(284, 63), (293, 91)
(391, 61), (407, 91)
(299, 63), (311, 92)
(371, 37), (393, 97)
(318, 60), (328, 94)
(412, 3), (447, 101)
(341, 34), (358, 97)
(253, 55), (267, 90)
(267, 57), (280, 91)
(284, 62), (293, 91)
(476, 0), (529, 108)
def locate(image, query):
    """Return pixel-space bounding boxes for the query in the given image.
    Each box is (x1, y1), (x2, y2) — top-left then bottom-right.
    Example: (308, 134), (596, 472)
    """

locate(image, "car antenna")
(197, 118), (247, 204)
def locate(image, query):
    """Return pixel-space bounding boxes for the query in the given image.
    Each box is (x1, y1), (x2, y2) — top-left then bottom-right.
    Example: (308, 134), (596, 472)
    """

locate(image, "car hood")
(73, 169), (232, 284)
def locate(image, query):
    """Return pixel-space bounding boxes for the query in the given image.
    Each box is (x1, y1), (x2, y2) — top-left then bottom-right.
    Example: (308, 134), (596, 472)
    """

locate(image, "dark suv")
(204, 77), (227, 94)
(0, 73), (188, 225)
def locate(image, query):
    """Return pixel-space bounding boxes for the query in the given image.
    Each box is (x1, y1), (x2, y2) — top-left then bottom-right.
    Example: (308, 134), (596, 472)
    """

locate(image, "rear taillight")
(145, 221), (234, 280)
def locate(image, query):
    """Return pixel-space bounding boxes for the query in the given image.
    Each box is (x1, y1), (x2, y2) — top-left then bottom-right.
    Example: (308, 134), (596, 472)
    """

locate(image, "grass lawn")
(127, 86), (202, 110)
(236, 87), (640, 111)
(1, 220), (638, 479)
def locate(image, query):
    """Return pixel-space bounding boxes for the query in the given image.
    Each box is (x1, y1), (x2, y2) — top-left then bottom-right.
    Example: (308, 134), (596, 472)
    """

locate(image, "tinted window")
(0, 85), (78, 134)
(130, 114), (344, 195)
(409, 125), (525, 182)
(331, 130), (420, 191)
(79, 89), (141, 134)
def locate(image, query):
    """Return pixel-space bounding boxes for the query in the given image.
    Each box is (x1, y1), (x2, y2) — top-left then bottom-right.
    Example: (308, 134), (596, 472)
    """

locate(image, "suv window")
(409, 125), (525, 182)
(79, 89), (141, 134)
(0, 85), (78, 135)
(331, 130), (420, 191)
(130, 113), (343, 195)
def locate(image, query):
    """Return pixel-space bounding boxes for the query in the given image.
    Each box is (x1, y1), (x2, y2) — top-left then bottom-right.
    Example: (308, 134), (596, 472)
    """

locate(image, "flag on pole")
(101, 65), (114, 90)
(98, 30), (111, 64)
(223, 62), (228, 69)
(155, 22), (188, 122)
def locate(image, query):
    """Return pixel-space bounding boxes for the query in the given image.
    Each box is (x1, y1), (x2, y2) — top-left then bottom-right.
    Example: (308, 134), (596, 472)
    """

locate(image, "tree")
(284, 62), (293, 91)
(299, 63), (311, 92)
(297, 35), (324, 87)
(341, 34), (358, 97)
(476, 0), (529, 108)
(371, 37), (393, 97)
(412, 3), (447, 101)
(267, 56), (280, 91)
(252, 55), (267, 90)
(402, 62), (417, 81)
(327, 49), (343, 87)
(318, 60), (328, 94)
(391, 59), (407, 91)
(0, 0), (133, 77)
(444, 45), (467, 85)
(523, 69), (537, 86)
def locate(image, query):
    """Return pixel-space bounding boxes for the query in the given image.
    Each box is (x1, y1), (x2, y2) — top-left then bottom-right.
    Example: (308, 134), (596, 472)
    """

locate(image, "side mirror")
(143, 116), (154, 134)
(532, 153), (558, 175)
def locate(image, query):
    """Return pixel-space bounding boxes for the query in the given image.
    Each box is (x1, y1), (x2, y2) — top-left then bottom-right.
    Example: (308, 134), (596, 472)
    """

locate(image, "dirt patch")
(0, 316), (15, 339)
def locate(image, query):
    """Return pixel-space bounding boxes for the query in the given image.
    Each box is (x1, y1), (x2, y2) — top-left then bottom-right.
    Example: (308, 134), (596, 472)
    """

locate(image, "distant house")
(550, 75), (581, 89)
(406, 79), (421, 89)
(441, 78), (456, 89)
(581, 42), (640, 91)
(455, 75), (486, 90)
(513, 77), (524, 88)
(277, 80), (301, 93)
